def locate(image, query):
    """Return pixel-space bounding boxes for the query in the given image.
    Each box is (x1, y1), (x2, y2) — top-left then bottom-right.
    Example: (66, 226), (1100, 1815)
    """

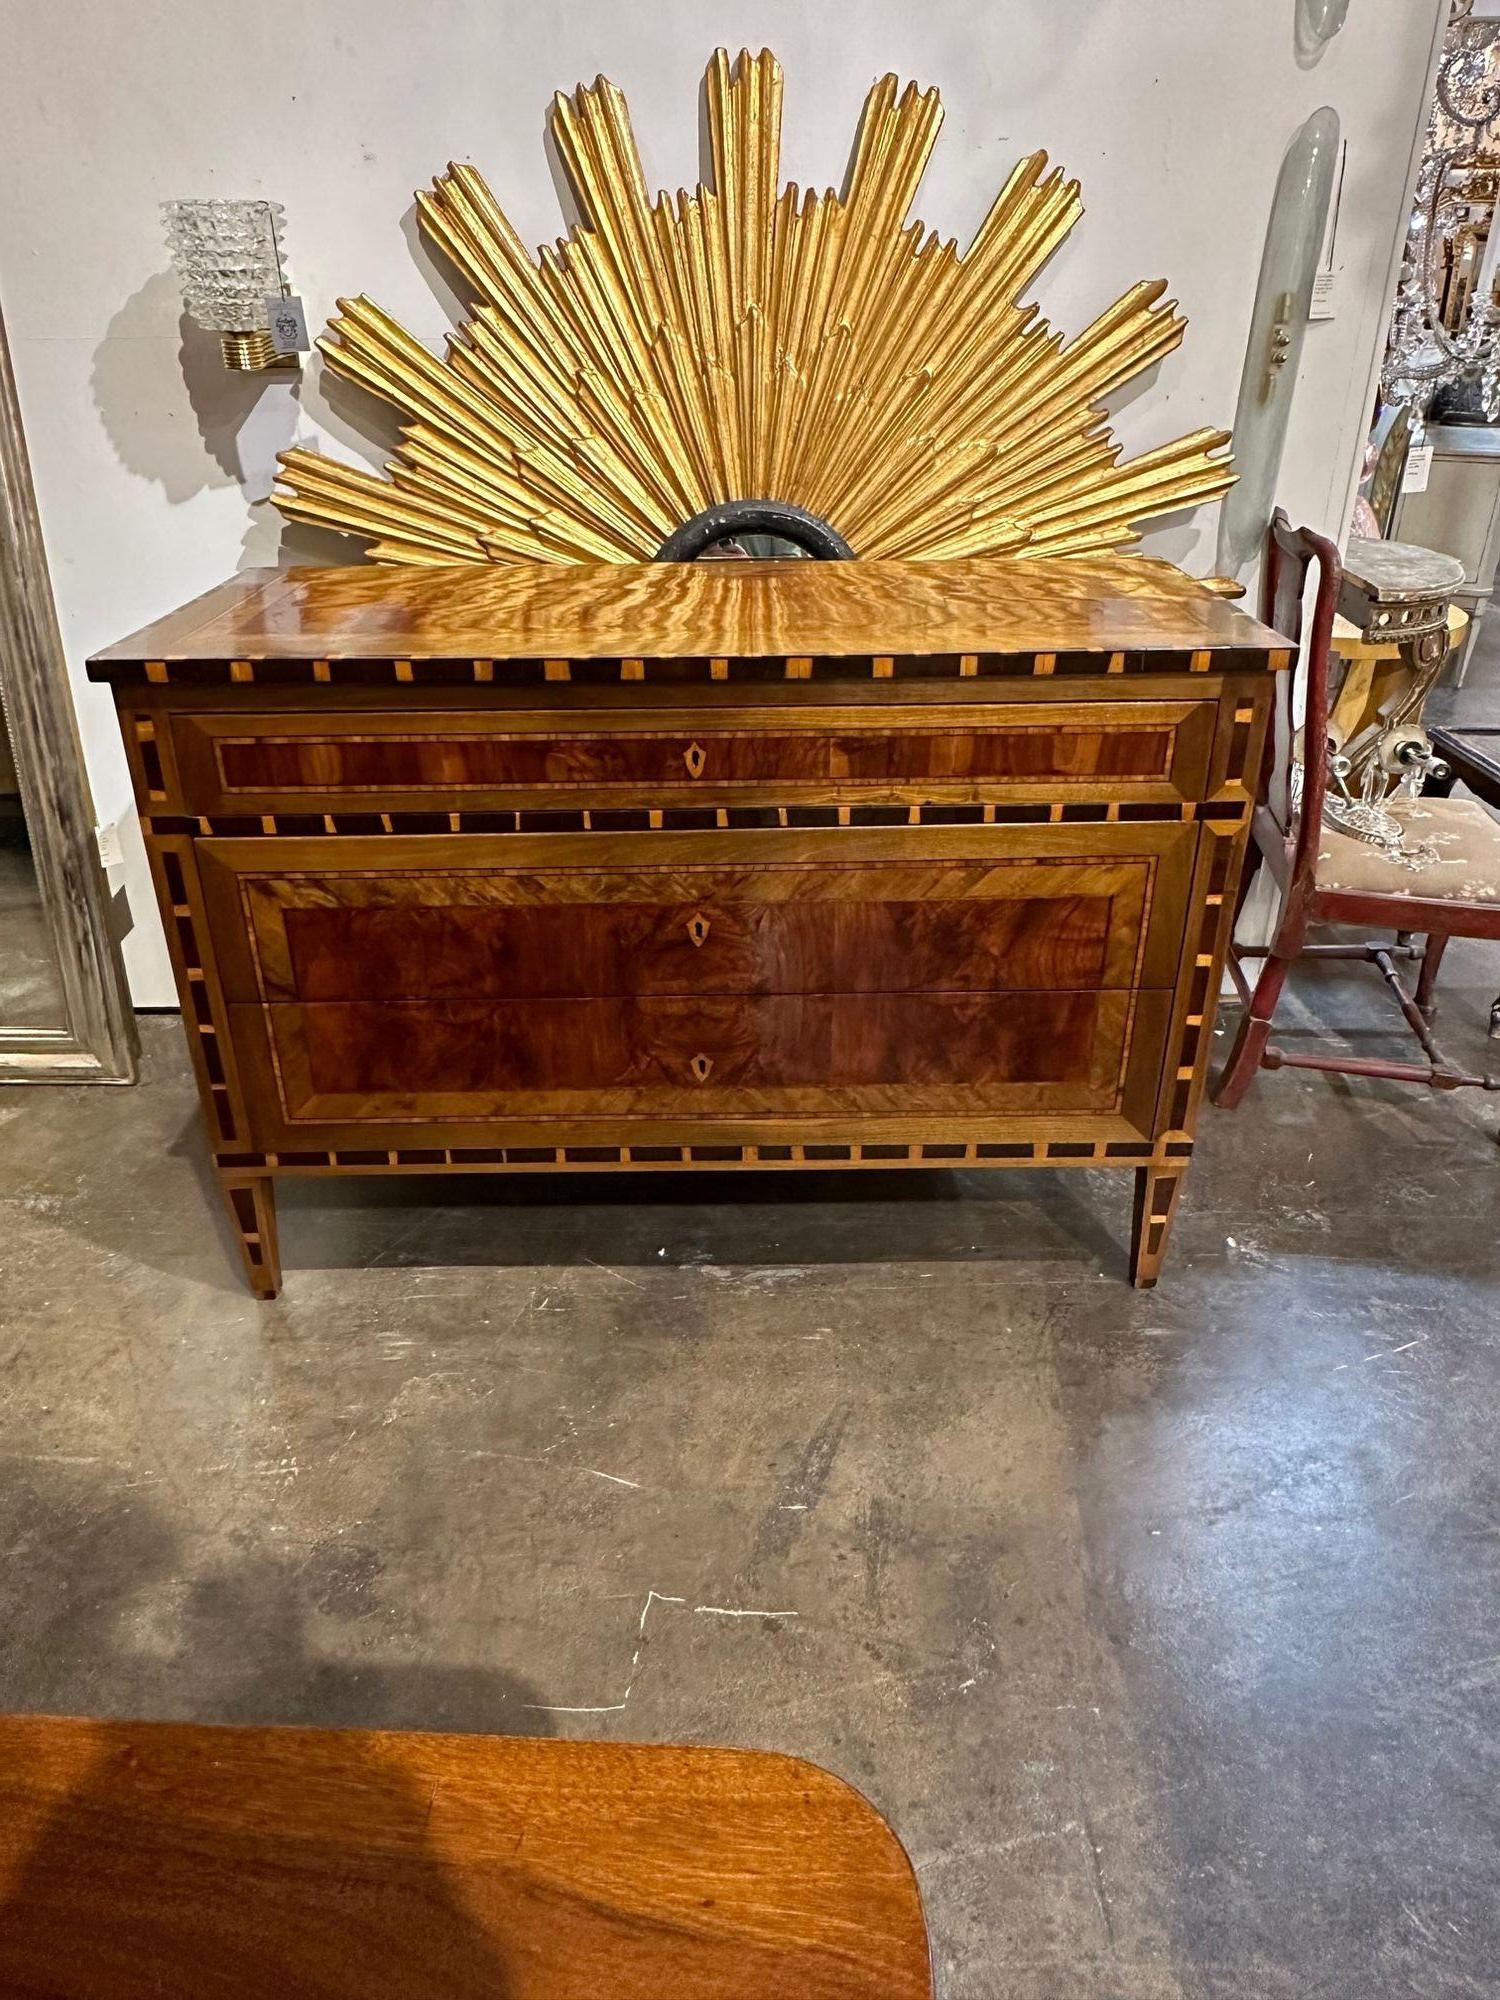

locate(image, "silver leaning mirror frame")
(0, 306), (137, 1083)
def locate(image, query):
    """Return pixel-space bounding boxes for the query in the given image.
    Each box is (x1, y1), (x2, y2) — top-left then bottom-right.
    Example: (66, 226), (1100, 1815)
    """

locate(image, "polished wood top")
(0, 1712), (932, 1999)
(90, 555), (1288, 673)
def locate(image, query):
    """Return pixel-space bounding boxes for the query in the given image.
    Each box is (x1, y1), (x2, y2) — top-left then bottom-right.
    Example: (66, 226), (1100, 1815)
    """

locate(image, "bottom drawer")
(226, 988), (1174, 1142)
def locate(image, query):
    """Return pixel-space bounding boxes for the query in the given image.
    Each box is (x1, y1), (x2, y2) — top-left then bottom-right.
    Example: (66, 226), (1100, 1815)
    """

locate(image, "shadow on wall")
(90, 267), (387, 570)
(238, 363), (398, 566)
(400, 199), (473, 331)
(90, 269), (302, 505)
(238, 506), (362, 570)
(1137, 520), (1203, 571)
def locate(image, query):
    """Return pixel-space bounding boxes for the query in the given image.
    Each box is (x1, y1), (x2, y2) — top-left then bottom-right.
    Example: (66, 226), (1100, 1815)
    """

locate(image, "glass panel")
(0, 699), (66, 1027)
(1295, 0), (1350, 61)
(1214, 106), (1341, 576)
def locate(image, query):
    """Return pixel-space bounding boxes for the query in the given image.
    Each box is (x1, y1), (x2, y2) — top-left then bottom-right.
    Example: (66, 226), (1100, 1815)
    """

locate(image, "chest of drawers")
(90, 554), (1287, 1295)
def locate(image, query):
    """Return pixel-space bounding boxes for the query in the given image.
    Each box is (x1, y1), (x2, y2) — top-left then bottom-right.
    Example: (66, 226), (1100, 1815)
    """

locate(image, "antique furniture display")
(1214, 511), (1500, 1111)
(1393, 423), (1500, 682)
(90, 555), (1287, 1296)
(0, 1712), (933, 1999)
(96, 47), (1273, 1290)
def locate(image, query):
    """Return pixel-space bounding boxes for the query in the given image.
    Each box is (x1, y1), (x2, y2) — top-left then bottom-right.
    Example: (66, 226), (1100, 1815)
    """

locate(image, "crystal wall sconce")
(162, 199), (304, 371)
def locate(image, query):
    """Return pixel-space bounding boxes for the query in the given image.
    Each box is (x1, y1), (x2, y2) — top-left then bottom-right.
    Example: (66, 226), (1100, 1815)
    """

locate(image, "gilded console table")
(90, 554), (1287, 1295)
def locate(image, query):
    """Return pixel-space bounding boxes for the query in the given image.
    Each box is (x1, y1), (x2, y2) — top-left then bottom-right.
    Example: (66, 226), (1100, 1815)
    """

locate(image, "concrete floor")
(4, 706), (1500, 1997)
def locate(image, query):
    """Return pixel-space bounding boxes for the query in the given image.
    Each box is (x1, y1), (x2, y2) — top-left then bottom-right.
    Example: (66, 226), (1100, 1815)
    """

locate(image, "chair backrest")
(1261, 509), (1341, 887)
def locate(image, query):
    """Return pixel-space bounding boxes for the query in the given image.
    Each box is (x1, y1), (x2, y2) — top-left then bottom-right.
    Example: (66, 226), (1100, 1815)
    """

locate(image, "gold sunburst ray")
(274, 47), (1233, 565)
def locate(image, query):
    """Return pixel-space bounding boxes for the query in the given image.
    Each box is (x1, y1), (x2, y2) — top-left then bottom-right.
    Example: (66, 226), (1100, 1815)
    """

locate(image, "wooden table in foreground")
(0, 1714), (932, 1999)
(88, 554), (1289, 1292)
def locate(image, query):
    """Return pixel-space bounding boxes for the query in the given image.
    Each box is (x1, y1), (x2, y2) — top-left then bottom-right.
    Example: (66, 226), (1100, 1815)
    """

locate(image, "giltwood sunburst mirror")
(273, 49), (1234, 565)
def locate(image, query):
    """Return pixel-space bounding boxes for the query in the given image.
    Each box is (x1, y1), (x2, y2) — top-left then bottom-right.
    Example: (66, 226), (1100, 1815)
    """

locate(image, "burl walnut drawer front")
(226, 989), (1166, 1125)
(165, 698), (1217, 813)
(192, 825), (1192, 1143)
(255, 891), (1123, 1002)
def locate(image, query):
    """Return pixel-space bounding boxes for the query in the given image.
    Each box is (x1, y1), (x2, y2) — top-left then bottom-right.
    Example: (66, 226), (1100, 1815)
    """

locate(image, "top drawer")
(160, 698), (1218, 815)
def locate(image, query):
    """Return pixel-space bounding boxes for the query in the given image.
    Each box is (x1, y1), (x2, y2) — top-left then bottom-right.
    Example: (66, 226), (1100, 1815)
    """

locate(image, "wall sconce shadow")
(90, 271), (300, 506)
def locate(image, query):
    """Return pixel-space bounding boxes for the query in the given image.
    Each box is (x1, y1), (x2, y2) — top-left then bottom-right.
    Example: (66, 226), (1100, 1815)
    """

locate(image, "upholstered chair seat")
(1316, 795), (1500, 902)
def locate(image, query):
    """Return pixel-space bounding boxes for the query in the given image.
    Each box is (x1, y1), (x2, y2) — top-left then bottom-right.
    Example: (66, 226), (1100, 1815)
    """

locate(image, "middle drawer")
(165, 697), (1216, 814)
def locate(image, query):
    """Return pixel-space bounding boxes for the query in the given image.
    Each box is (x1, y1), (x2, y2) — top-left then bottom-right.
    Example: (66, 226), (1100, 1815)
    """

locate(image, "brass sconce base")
(219, 329), (297, 372)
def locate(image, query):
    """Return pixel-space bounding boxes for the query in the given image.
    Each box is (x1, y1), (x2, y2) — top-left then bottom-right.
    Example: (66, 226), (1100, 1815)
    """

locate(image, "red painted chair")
(1213, 509), (1500, 1108)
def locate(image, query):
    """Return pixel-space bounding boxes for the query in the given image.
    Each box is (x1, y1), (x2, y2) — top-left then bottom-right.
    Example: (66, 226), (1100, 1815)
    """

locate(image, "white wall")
(0, 0), (1443, 1004)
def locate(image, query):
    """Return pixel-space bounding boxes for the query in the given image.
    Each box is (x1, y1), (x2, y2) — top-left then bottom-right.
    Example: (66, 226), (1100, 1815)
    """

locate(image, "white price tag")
(265, 293), (311, 355)
(1309, 270), (1336, 321)
(1402, 444), (1433, 494)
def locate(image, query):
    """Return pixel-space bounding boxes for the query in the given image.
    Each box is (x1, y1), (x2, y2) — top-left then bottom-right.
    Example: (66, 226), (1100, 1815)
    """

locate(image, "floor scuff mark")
(525, 1587), (685, 1715)
(694, 1604), (800, 1619)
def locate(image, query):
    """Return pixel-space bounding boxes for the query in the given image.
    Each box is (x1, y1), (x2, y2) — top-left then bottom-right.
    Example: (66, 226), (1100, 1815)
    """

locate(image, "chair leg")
(1415, 933), (1451, 1023)
(1212, 948), (1297, 1110)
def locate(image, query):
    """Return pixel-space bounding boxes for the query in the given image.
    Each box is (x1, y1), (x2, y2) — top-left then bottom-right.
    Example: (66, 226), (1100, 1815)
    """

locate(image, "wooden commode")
(89, 554), (1288, 1295)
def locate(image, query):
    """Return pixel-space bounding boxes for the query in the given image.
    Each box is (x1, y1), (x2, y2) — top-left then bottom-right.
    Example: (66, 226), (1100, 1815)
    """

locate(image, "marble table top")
(1344, 537), (1467, 603)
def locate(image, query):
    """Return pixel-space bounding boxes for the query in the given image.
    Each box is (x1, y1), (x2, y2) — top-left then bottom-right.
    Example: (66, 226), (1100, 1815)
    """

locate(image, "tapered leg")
(1131, 1166), (1184, 1288)
(1212, 949), (1297, 1110)
(1415, 932), (1451, 1021)
(1228, 846), (1263, 941)
(218, 1171), (281, 1299)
